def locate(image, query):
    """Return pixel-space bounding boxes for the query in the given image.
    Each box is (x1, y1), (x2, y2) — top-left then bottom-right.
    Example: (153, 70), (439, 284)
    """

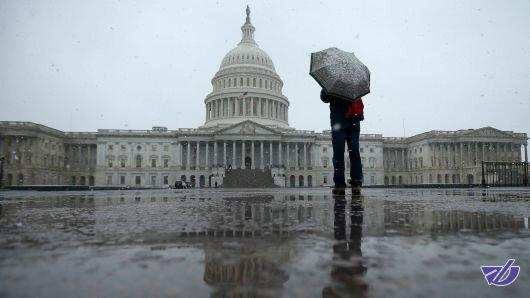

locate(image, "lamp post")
(0, 157), (5, 189)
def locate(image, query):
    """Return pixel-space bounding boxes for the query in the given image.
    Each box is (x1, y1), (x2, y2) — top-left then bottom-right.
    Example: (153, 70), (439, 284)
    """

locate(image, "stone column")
(286, 143), (290, 169)
(196, 141), (200, 168)
(232, 141), (236, 168)
(214, 141), (218, 167)
(258, 98), (262, 117)
(250, 97), (254, 116)
(401, 148), (405, 170)
(466, 142), (470, 166)
(241, 141), (245, 168)
(205, 142), (209, 168)
(176, 142), (181, 168)
(234, 98), (239, 116)
(472, 142), (477, 165)
(525, 144), (528, 162)
(260, 141), (264, 169)
(278, 142), (282, 167)
(223, 141), (227, 167)
(269, 141), (273, 166)
(243, 97), (247, 116)
(228, 98), (232, 116)
(295, 143), (299, 170)
(186, 142), (191, 170)
(251, 141), (255, 169)
(303, 143), (307, 169)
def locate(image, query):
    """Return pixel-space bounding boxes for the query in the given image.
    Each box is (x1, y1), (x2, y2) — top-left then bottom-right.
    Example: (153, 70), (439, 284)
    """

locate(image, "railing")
(481, 161), (528, 187)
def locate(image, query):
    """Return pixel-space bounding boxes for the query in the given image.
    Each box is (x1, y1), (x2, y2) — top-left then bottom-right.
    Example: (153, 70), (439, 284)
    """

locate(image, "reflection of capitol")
(84, 191), (530, 239)
(1, 191), (526, 241)
(203, 244), (289, 290)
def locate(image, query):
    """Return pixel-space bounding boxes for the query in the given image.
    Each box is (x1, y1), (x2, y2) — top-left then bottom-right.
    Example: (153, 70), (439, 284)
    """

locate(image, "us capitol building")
(0, 7), (527, 188)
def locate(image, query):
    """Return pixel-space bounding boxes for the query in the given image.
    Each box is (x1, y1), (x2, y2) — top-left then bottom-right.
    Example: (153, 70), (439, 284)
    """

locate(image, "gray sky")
(1, 0), (529, 137)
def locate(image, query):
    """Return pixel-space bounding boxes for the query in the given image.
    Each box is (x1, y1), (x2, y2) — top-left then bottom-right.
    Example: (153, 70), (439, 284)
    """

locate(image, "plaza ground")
(0, 187), (529, 297)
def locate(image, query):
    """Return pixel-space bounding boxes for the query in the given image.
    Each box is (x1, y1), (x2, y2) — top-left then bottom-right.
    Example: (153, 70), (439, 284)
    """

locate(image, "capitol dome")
(203, 6), (290, 129)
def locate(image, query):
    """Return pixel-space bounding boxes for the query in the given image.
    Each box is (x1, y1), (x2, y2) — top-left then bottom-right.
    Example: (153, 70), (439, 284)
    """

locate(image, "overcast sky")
(1, 0), (529, 137)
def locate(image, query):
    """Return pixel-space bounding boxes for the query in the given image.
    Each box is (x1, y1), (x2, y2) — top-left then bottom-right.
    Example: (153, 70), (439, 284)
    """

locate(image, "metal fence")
(481, 161), (528, 187)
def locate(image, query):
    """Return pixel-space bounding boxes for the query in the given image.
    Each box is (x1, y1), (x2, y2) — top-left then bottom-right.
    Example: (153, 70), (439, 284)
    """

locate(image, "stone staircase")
(223, 169), (277, 188)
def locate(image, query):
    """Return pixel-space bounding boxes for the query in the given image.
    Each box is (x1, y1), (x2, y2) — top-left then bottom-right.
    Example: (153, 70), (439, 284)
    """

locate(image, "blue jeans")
(331, 122), (363, 188)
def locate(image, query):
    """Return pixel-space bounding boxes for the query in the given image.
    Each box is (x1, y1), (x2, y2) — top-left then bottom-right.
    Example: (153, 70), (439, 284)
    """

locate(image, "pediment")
(215, 120), (279, 135)
(464, 127), (512, 138)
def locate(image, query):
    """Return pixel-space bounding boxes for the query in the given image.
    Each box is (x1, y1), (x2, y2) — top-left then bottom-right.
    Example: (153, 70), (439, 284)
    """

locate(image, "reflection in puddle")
(0, 188), (529, 297)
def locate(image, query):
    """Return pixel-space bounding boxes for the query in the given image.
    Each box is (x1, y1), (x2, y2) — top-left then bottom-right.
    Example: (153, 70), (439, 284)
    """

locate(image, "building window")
(369, 157), (376, 168)
(164, 159), (169, 168)
(120, 159), (126, 168)
(108, 145), (113, 150)
(107, 175), (112, 185)
(360, 148), (364, 153)
(151, 159), (157, 168)
(322, 158), (329, 168)
(121, 145), (126, 150)
(370, 148), (374, 153)
(135, 176), (141, 185)
(323, 175), (328, 184)
(136, 155), (142, 168)
(151, 175), (156, 185)
(137, 145), (142, 151)
(370, 176), (375, 184)
(120, 176), (125, 185)
(152, 145), (157, 151)
(163, 145), (169, 151)
(108, 160), (113, 168)
(253, 78), (256, 87)
(163, 176), (169, 185)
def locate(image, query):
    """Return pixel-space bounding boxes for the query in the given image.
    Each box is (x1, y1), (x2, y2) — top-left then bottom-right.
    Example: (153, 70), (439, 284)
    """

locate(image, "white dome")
(203, 6), (290, 130)
(220, 44), (276, 71)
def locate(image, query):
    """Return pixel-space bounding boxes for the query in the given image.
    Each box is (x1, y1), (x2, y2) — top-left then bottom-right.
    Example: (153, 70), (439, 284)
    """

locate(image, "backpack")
(345, 98), (364, 120)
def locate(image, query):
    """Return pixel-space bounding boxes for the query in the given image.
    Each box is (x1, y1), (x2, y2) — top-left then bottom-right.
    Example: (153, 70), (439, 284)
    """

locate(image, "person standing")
(321, 89), (364, 195)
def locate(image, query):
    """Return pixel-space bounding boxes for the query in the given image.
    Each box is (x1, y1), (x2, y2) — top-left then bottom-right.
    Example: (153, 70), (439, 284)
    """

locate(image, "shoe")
(352, 186), (361, 195)
(332, 187), (346, 196)
(348, 179), (362, 195)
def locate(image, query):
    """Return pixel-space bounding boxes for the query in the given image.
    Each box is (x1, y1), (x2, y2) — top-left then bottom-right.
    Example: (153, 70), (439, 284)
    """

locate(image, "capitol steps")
(223, 169), (277, 188)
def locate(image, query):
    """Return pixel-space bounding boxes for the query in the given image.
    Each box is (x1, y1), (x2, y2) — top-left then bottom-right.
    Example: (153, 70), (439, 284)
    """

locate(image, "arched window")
(240, 77), (243, 86)
(253, 78), (256, 87)
(246, 77), (250, 86)
(259, 78), (262, 88)
(135, 155), (142, 168)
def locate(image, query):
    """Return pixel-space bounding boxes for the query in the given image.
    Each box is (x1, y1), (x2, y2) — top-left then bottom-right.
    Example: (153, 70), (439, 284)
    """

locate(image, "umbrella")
(310, 47), (370, 102)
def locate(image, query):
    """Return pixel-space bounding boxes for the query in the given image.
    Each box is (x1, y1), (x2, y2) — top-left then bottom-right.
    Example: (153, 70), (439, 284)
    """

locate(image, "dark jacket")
(320, 89), (364, 125)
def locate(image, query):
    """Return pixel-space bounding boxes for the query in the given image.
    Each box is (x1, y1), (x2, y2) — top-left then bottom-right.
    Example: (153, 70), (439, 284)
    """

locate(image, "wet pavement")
(0, 188), (529, 298)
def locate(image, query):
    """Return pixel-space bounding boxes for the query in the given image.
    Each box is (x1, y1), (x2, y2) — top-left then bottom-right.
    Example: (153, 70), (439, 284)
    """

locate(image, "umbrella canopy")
(310, 47), (370, 102)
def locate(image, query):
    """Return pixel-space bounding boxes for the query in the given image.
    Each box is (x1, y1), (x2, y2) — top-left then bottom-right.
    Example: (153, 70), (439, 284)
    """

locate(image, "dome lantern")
(239, 5), (256, 46)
